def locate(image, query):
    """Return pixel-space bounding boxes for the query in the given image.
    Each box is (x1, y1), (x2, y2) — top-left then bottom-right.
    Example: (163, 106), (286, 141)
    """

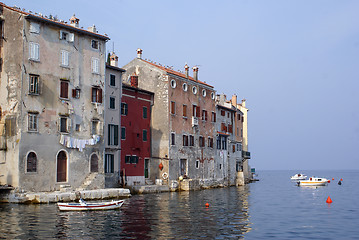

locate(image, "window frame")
(171, 132), (176, 146)
(28, 112), (38, 132)
(59, 80), (69, 99)
(143, 106), (148, 119)
(26, 151), (37, 173)
(143, 129), (148, 142)
(29, 42), (40, 61)
(170, 101), (176, 115)
(91, 57), (100, 74)
(91, 39), (99, 50)
(29, 74), (40, 95)
(109, 96), (116, 109)
(60, 50), (69, 67)
(121, 127), (126, 140)
(91, 86), (103, 103)
(110, 74), (116, 86)
(104, 154), (114, 173)
(121, 103), (128, 115)
(108, 124), (119, 145)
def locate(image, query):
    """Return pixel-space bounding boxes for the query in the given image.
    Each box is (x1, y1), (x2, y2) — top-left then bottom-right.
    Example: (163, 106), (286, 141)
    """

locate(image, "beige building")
(0, 3), (109, 192)
(122, 49), (217, 190)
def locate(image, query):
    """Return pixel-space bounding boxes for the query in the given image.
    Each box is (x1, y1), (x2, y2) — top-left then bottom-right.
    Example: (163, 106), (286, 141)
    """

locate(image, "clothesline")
(59, 134), (101, 152)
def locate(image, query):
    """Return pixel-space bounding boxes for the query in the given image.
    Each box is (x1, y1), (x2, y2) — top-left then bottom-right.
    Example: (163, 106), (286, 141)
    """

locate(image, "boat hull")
(57, 200), (124, 211)
(298, 177), (328, 187)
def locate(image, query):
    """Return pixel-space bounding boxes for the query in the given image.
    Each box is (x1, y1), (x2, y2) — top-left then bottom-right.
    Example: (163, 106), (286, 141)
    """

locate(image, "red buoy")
(327, 180), (331, 183)
(205, 203), (209, 208)
(326, 196), (333, 203)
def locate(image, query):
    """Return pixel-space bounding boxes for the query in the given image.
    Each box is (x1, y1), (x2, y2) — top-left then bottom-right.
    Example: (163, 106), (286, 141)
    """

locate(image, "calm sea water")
(0, 170), (358, 239)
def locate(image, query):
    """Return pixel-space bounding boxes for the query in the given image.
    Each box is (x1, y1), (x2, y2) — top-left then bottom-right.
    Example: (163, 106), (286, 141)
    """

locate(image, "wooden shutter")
(98, 88), (103, 103)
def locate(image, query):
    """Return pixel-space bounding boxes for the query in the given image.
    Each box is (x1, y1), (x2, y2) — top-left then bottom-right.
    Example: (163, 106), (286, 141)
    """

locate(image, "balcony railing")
(242, 151), (251, 159)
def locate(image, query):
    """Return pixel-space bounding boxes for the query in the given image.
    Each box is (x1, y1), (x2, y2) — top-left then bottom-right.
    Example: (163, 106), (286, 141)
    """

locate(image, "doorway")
(57, 150), (67, 182)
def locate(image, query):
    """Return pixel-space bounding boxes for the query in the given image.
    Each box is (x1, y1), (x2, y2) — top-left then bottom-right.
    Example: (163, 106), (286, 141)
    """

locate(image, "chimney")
(193, 66), (198, 80)
(241, 99), (246, 107)
(69, 14), (79, 27)
(88, 24), (97, 33)
(130, 75), (138, 88)
(231, 94), (237, 107)
(184, 64), (189, 78)
(110, 52), (118, 67)
(137, 48), (142, 59)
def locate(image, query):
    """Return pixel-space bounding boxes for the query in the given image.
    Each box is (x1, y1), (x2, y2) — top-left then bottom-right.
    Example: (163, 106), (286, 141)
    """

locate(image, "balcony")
(242, 151), (251, 159)
(192, 117), (198, 127)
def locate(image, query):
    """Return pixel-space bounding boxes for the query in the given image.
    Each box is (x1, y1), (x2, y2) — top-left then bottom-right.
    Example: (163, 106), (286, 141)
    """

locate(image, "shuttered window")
(91, 87), (102, 103)
(61, 50), (69, 66)
(60, 80), (69, 99)
(29, 42), (39, 60)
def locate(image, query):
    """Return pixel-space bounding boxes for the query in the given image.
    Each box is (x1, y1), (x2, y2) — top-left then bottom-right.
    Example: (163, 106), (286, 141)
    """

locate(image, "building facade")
(122, 49), (218, 190)
(120, 78), (154, 186)
(0, 3), (109, 191)
(104, 53), (125, 188)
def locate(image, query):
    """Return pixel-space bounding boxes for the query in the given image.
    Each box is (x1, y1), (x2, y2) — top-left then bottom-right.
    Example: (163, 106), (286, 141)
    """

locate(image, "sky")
(5, 0), (359, 170)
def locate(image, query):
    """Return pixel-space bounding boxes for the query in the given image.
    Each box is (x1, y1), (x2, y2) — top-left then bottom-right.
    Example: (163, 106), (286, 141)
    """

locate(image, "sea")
(0, 170), (358, 239)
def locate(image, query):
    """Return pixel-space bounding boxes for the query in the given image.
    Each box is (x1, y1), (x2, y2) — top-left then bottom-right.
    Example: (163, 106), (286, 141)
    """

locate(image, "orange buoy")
(340, 178), (343, 181)
(332, 178), (334, 180)
(326, 196), (333, 203)
(205, 203), (209, 208)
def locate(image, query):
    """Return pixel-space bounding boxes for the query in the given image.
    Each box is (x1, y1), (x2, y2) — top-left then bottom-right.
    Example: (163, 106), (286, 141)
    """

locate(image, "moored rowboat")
(57, 199), (124, 211)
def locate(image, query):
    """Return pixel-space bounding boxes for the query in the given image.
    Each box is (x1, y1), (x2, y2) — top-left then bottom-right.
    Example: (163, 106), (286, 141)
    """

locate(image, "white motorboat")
(57, 199), (124, 211)
(297, 177), (329, 186)
(290, 173), (307, 180)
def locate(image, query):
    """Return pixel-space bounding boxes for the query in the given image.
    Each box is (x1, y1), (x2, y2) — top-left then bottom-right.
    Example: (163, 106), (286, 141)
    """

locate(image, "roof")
(217, 104), (236, 112)
(0, 3), (110, 40)
(106, 64), (126, 72)
(140, 59), (214, 88)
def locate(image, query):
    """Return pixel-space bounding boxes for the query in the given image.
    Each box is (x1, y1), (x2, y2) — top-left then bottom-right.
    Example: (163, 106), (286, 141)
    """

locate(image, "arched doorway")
(57, 150), (67, 182)
(90, 153), (99, 172)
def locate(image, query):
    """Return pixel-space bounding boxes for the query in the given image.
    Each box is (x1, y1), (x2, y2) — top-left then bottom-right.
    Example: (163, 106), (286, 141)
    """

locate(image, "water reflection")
(0, 187), (252, 239)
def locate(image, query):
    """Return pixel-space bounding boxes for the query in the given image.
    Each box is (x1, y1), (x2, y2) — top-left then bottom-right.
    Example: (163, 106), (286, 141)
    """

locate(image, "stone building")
(122, 49), (217, 190)
(104, 52), (125, 188)
(0, 3), (109, 192)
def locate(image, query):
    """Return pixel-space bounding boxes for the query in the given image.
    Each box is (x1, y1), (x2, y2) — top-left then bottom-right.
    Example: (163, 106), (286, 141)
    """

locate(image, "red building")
(120, 76), (154, 186)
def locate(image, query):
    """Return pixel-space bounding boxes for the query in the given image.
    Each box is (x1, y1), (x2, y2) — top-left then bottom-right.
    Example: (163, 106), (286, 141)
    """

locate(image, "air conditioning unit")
(192, 117), (198, 127)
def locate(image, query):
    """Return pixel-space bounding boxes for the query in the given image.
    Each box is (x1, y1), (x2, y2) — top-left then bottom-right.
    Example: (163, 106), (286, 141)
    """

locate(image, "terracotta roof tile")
(141, 59), (213, 88)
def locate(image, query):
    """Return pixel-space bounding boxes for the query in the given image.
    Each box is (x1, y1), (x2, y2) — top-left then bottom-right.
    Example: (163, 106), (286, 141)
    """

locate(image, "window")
(61, 50), (69, 66)
(182, 83), (188, 92)
(211, 92), (215, 100)
(170, 101), (176, 115)
(29, 42), (39, 61)
(228, 124), (233, 133)
(110, 97), (115, 109)
(27, 152), (37, 172)
(183, 135), (188, 146)
(92, 119), (99, 135)
(221, 110), (225, 116)
(104, 154), (114, 173)
(237, 114), (241, 121)
(221, 123), (227, 132)
(192, 86), (197, 94)
(196, 160), (199, 169)
(91, 87), (102, 103)
(199, 136), (205, 147)
(29, 74), (39, 94)
(108, 124), (119, 145)
(125, 155), (131, 164)
(217, 136), (221, 149)
(222, 136), (227, 150)
(121, 103), (128, 115)
(72, 88), (80, 99)
(110, 74), (116, 86)
(75, 124), (80, 132)
(60, 80), (69, 99)
(183, 105), (187, 118)
(189, 135), (194, 146)
(131, 155), (139, 164)
(143, 129), (148, 142)
(59, 30), (74, 42)
(90, 154), (99, 172)
(211, 112), (216, 122)
(202, 110), (208, 121)
(28, 113), (38, 132)
(121, 127), (126, 140)
(193, 105), (200, 117)
(180, 159), (187, 176)
(208, 137), (214, 148)
(202, 89), (206, 97)
(30, 22), (40, 34)
(59, 116), (71, 133)
(91, 57), (99, 73)
(91, 40), (99, 49)
(171, 132), (175, 145)
(233, 145), (236, 153)
(170, 79), (176, 88)
(143, 107), (148, 119)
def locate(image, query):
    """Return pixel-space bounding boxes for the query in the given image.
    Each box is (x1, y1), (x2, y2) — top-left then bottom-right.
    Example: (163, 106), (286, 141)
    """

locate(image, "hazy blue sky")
(6, 0), (359, 170)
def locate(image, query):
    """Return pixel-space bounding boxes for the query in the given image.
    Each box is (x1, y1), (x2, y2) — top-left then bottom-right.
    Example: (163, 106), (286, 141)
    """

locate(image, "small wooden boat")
(57, 199), (124, 211)
(290, 173), (307, 180)
(297, 177), (328, 186)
